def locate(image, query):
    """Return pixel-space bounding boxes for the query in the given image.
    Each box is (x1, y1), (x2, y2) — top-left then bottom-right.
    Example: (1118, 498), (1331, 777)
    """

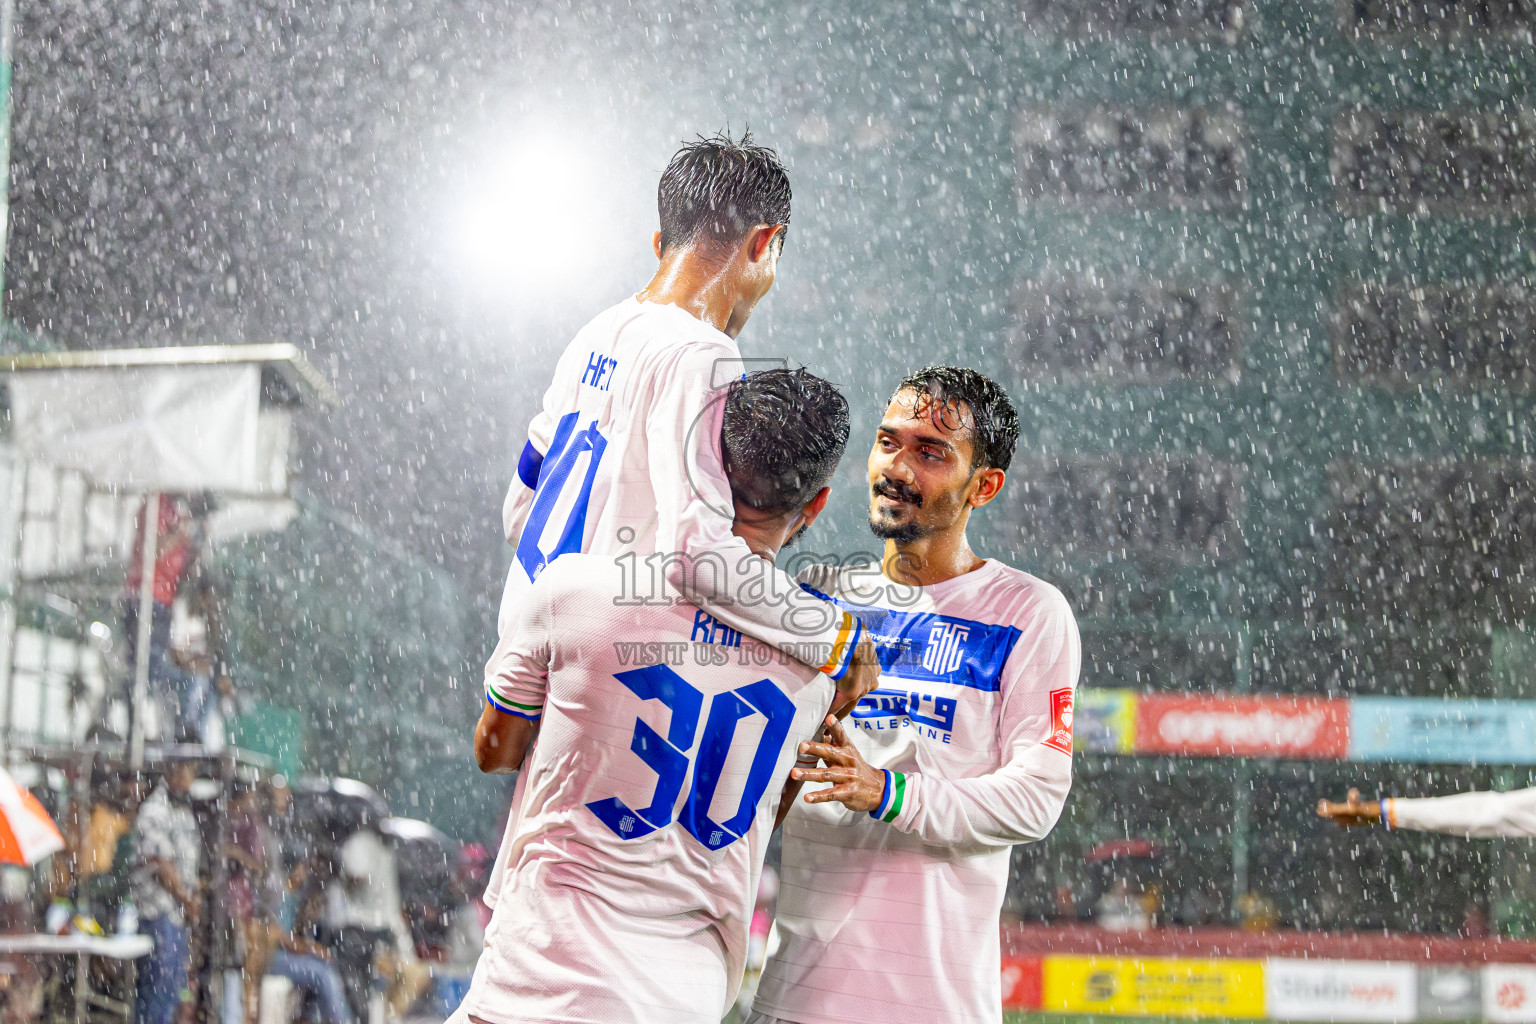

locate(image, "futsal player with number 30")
(451, 369), (854, 1024)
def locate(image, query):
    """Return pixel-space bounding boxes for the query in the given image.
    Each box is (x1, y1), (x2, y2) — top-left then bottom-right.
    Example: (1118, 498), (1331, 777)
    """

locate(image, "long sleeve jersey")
(483, 298), (860, 913)
(753, 559), (1080, 1024)
(494, 297), (860, 677)
(462, 556), (834, 1024)
(1384, 787), (1536, 838)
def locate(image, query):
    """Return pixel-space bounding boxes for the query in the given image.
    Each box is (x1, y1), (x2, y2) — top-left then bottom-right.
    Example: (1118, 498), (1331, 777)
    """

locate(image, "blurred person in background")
(245, 840), (355, 1024)
(1320, 785), (1536, 836)
(123, 495), (212, 731)
(326, 818), (427, 1020)
(223, 781), (265, 1024)
(133, 761), (201, 1024)
(79, 766), (146, 930)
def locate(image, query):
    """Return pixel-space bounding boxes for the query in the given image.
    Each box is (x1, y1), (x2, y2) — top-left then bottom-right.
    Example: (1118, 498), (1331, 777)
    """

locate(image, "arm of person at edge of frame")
(790, 595), (1080, 851)
(475, 569), (556, 774)
(648, 343), (880, 708)
(1319, 785), (1536, 838)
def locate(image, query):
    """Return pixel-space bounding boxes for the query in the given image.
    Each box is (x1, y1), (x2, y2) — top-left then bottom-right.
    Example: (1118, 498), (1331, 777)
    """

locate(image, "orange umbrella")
(0, 768), (64, 866)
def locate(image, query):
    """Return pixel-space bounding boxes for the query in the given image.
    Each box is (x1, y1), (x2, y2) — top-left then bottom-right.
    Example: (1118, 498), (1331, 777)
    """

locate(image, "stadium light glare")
(450, 132), (601, 289)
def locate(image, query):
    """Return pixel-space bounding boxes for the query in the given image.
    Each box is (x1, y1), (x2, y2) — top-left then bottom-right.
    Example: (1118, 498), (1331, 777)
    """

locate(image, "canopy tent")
(0, 344), (337, 765)
(3, 343), (336, 495)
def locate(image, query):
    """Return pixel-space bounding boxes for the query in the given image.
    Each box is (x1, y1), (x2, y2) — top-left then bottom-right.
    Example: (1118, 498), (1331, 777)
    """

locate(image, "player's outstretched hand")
(832, 637), (881, 720)
(1317, 787), (1382, 827)
(792, 714), (886, 814)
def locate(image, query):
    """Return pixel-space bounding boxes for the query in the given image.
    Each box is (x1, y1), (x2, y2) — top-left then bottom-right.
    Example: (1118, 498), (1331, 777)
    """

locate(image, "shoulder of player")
(626, 306), (739, 368)
(982, 562), (1076, 631)
(793, 559), (878, 600)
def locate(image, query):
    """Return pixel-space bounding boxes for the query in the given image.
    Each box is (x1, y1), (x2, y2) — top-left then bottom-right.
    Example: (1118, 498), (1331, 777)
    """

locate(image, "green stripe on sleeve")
(487, 686), (543, 712)
(880, 772), (907, 823)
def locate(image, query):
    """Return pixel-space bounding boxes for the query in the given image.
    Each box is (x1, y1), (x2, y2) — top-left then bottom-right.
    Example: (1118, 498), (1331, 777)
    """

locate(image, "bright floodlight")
(451, 134), (602, 289)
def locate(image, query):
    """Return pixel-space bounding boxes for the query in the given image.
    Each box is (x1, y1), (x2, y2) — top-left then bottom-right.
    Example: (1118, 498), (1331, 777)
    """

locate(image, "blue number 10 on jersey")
(587, 663), (796, 852)
(517, 411), (608, 583)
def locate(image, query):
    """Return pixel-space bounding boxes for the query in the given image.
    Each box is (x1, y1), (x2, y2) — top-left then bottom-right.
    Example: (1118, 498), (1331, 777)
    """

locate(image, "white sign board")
(1266, 959), (1417, 1023)
(1485, 965), (1536, 1024)
(8, 365), (264, 492)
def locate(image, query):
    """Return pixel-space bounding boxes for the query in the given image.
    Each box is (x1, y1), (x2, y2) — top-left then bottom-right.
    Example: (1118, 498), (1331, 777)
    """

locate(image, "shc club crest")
(922, 622), (971, 676)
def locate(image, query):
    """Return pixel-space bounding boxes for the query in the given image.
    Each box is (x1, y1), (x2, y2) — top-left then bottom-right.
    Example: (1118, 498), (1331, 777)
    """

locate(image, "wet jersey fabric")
(482, 297), (860, 916)
(462, 555), (836, 1024)
(494, 296), (861, 673)
(753, 559), (1080, 1024)
(1386, 787), (1536, 837)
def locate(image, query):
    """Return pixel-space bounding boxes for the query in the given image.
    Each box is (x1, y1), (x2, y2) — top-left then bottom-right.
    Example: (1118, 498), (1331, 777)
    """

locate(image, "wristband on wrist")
(1380, 798), (1392, 829)
(868, 770), (907, 823)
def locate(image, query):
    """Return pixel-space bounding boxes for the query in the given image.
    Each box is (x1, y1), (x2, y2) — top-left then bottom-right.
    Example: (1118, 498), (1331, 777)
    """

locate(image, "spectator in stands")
(267, 897), (355, 1024)
(262, 856), (354, 1024)
(79, 767), (146, 930)
(326, 820), (428, 1020)
(123, 492), (215, 742)
(223, 781), (265, 1023)
(133, 761), (201, 1024)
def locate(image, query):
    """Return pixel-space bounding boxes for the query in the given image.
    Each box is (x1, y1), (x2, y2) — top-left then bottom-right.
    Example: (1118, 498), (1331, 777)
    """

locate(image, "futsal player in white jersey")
(494, 131), (871, 676)
(454, 369), (852, 1024)
(751, 367), (1082, 1024)
(483, 131), (876, 918)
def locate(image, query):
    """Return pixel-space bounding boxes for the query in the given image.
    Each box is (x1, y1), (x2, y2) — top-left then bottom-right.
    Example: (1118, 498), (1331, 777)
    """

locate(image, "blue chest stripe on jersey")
(799, 584), (1021, 692)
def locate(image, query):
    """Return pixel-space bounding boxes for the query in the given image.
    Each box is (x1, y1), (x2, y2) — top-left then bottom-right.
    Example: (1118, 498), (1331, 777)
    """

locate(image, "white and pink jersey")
(482, 298), (862, 915)
(753, 559), (1080, 1024)
(495, 297), (861, 673)
(463, 555), (836, 1024)
(1384, 787), (1536, 837)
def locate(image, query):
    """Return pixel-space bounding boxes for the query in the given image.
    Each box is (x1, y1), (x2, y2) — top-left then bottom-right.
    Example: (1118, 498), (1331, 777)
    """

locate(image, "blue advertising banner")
(1349, 698), (1536, 764)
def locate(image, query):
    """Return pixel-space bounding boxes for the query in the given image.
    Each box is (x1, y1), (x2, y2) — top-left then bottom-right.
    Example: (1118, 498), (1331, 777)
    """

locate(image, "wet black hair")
(658, 130), (792, 255)
(722, 367), (849, 516)
(891, 366), (1020, 472)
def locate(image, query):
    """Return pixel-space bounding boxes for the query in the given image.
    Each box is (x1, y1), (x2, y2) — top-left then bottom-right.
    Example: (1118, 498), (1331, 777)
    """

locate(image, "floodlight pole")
(127, 491), (161, 770)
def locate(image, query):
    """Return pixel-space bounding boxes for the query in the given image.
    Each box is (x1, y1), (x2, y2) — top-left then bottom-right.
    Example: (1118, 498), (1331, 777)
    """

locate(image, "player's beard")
(869, 478), (932, 543)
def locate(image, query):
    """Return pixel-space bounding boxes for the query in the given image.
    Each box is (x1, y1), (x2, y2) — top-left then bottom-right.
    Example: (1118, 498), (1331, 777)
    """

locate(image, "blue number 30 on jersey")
(587, 663), (796, 851)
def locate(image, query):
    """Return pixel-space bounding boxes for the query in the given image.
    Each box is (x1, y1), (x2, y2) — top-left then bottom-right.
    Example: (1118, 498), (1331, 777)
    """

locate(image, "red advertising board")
(1001, 955), (1043, 1009)
(1136, 694), (1350, 759)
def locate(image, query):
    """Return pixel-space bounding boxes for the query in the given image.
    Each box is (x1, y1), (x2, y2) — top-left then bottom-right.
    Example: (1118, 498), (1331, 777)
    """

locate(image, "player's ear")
(795, 486), (832, 531)
(652, 231), (664, 260)
(969, 467), (1006, 509)
(748, 224), (784, 263)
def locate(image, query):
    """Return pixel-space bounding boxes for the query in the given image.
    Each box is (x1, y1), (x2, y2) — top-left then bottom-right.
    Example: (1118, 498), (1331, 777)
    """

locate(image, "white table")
(0, 933), (153, 1024)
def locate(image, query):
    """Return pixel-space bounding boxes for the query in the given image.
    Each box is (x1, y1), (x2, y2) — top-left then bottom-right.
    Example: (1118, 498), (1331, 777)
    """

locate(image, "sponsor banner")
(1042, 954), (1265, 1018)
(1136, 694), (1351, 760)
(1264, 958), (1416, 1022)
(1001, 955), (1043, 1009)
(1418, 966), (1480, 1021)
(1484, 965), (1536, 1024)
(1076, 689), (1137, 754)
(1351, 697), (1536, 764)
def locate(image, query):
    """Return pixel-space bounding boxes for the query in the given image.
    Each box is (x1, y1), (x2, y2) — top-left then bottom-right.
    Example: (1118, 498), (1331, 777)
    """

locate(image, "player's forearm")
(1386, 788), (1536, 838)
(889, 760), (1072, 851)
(662, 544), (863, 680)
(475, 705), (536, 773)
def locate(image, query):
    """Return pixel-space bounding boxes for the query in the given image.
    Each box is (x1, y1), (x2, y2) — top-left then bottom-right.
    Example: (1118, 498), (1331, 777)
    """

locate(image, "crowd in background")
(3, 763), (487, 1024)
